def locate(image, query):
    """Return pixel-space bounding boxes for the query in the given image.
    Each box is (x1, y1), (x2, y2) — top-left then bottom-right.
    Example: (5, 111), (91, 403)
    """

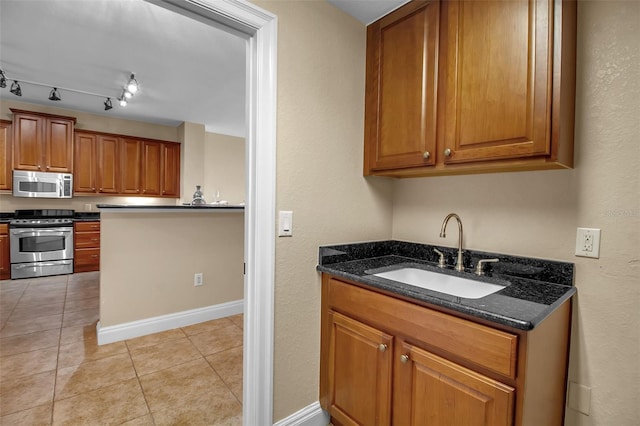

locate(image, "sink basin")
(373, 268), (505, 299)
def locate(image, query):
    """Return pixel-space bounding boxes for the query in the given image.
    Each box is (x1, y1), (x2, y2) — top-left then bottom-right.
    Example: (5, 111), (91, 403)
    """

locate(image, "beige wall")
(100, 211), (244, 326)
(256, 0), (638, 424)
(392, 2), (639, 425)
(204, 132), (245, 205)
(254, 0), (393, 421)
(179, 122), (206, 204)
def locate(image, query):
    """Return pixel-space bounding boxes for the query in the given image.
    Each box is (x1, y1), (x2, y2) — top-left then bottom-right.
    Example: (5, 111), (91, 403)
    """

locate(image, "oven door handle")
(13, 260), (73, 269)
(10, 229), (71, 237)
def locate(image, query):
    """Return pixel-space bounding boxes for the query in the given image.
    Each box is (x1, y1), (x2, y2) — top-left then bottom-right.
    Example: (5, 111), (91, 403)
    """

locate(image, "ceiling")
(0, 0), (407, 138)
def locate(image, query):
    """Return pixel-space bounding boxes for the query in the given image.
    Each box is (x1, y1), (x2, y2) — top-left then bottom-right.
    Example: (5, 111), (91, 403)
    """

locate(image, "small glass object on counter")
(191, 185), (206, 205)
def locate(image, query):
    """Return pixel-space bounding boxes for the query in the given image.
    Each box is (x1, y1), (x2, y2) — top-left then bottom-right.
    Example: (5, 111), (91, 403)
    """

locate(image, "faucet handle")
(434, 249), (446, 268)
(475, 258), (499, 276)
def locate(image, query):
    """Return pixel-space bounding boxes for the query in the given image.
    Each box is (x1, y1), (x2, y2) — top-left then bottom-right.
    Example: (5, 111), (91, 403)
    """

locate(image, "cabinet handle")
(378, 343), (387, 352)
(46, 166), (50, 170)
(444, 148), (452, 157)
(91, 238), (99, 241)
(400, 354), (410, 364)
(423, 151), (430, 160)
(92, 187), (95, 191)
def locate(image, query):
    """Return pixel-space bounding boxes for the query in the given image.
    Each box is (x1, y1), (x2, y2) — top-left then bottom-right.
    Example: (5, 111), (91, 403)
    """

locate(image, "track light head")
(126, 73), (138, 94)
(118, 90), (127, 107)
(48, 87), (62, 101)
(10, 81), (22, 96)
(104, 97), (113, 111)
(0, 70), (6, 88)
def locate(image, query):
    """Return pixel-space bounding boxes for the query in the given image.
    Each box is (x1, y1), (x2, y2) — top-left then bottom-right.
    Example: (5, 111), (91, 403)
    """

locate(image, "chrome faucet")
(439, 213), (465, 272)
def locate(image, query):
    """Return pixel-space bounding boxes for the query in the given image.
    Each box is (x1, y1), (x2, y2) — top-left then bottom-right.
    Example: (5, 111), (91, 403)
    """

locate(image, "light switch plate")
(568, 381), (591, 415)
(278, 211), (293, 237)
(575, 228), (601, 258)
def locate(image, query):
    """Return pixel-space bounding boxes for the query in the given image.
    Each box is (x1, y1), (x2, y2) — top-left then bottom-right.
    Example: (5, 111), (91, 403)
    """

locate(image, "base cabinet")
(394, 341), (514, 426)
(328, 311), (393, 426)
(320, 274), (571, 426)
(0, 224), (9, 280)
(74, 221), (100, 272)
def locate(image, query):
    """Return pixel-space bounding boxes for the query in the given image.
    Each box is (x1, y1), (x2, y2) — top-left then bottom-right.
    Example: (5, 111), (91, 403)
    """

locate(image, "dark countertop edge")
(317, 263), (576, 331)
(97, 204), (245, 211)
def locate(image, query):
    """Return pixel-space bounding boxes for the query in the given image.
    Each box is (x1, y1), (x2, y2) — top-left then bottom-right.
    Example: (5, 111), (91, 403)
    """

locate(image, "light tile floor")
(0, 272), (243, 425)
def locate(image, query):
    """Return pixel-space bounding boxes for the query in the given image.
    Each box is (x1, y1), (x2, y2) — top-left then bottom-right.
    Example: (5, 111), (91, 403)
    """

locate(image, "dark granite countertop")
(317, 240), (576, 331)
(74, 212), (100, 221)
(0, 212), (12, 223)
(97, 204), (244, 211)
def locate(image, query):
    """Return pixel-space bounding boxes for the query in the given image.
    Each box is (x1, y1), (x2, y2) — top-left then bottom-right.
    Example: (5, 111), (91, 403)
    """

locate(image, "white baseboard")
(273, 402), (329, 426)
(96, 299), (243, 345)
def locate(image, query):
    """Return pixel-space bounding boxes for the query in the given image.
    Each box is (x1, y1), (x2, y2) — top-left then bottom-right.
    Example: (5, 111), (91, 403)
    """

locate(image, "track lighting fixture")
(0, 67), (140, 110)
(126, 73), (138, 95)
(48, 87), (62, 101)
(10, 81), (22, 96)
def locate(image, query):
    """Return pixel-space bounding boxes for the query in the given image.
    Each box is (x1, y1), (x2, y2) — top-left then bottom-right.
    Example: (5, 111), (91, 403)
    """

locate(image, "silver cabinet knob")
(378, 344), (387, 352)
(423, 151), (430, 160)
(400, 354), (410, 363)
(444, 148), (452, 157)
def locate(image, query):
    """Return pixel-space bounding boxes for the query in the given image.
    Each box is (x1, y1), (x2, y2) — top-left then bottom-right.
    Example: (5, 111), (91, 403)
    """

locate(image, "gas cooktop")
(10, 209), (75, 228)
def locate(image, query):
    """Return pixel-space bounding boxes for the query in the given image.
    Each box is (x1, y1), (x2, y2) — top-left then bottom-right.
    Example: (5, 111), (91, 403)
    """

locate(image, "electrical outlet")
(575, 228), (601, 258)
(194, 273), (204, 286)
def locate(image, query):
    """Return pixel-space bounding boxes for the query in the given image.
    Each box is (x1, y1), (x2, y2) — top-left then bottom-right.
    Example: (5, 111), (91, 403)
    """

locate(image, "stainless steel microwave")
(12, 170), (73, 198)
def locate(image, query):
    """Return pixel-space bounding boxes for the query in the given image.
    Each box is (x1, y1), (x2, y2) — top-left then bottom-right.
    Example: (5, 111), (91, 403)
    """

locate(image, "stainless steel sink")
(373, 267), (505, 299)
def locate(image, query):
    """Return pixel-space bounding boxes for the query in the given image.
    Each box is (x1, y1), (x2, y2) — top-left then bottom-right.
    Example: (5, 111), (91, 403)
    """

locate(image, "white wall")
(391, 2), (639, 425)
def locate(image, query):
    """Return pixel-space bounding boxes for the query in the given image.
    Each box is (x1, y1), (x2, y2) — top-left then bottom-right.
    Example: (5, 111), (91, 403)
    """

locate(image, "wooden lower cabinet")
(328, 311), (393, 426)
(320, 274), (572, 426)
(394, 341), (514, 426)
(74, 221), (100, 272)
(0, 224), (9, 280)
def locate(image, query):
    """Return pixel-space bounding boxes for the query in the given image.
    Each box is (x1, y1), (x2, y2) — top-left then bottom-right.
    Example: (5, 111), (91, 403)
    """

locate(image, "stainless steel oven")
(9, 209), (75, 279)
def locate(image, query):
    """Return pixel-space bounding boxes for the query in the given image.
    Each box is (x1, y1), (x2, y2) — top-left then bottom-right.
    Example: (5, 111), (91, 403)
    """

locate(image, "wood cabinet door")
(120, 138), (142, 195)
(12, 113), (43, 171)
(141, 141), (162, 196)
(97, 135), (120, 194)
(0, 121), (11, 191)
(328, 311), (393, 426)
(74, 132), (97, 193)
(161, 143), (180, 197)
(394, 341), (515, 426)
(364, 0), (440, 173)
(0, 228), (9, 280)
(44, 118), (74, 172)
(440, 0), (552, 164)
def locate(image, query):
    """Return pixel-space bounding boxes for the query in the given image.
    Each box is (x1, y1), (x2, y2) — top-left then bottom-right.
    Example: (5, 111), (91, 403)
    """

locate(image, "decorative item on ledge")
(0, 67), (139, 111)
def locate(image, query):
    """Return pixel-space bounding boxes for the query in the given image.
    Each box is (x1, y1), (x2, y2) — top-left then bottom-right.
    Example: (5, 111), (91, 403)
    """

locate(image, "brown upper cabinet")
(141, 140), (181, 197)
(0, 120), (12, 191)
(364, 0), (577, 177)
(120, 138), (143, 195)
(74, 130), (180, 198)
(11, 109), (76, 173)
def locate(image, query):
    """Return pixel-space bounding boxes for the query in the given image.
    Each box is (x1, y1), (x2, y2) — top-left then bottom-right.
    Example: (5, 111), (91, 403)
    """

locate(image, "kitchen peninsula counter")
(97, 204), (244, 213)
(97, 205), (244, 345)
